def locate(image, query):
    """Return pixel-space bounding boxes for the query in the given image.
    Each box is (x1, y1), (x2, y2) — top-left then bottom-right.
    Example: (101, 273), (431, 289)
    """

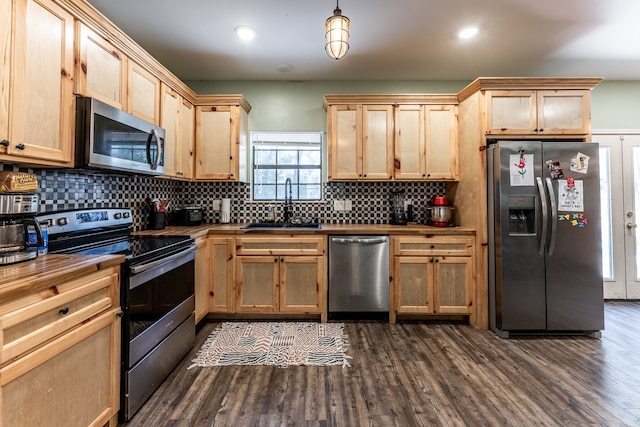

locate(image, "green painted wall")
(185, 79), (640, 132)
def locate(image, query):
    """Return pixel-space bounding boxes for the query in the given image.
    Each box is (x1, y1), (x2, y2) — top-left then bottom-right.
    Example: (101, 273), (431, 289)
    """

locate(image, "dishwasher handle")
(331, 236), (387, 245)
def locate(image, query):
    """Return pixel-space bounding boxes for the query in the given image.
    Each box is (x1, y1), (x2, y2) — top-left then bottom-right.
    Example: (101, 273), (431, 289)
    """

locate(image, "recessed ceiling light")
(235, 25), (256, 40)
(276, 64), (294, 73)
(458, 27), (479, 39)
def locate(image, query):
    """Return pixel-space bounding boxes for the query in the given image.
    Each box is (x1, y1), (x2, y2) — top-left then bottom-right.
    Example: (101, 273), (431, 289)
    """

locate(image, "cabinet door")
(177, 98), (195, 179)
(194, 237), (210, 323)
(328, 104), (361, 180)
(279, 256), (323, 313)
(2, 0), (74, 165)
(362, 105), (393, 179)
(394, 105), (424, 180)
(485, 90), (536, 135)
(196, 105), (238, 180)
(236, 256), (279, 312)
(536, 90), (590, 135)
(394, 256), (434, 314)
(210, 237), (234, 313)
(433, 256), (473, 314)
(0, 309), (120, 427)
(128, 61), (160, 125)
(0, 0), (10, 144)
(425, 105), (459, 180)
(77, 23), (127, 110)
(160, 84), (180, 177)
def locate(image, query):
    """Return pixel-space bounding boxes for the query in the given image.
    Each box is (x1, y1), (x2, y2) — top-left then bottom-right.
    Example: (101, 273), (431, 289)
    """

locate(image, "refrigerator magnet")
(558, 179), (584, 211)
(509, 154), (535, 186)
(570, 153), (590, 174)
(546, 160), (564, 179)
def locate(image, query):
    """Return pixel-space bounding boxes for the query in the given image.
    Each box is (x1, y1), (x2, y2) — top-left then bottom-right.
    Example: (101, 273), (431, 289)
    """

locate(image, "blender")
(390, 190), (408, 225)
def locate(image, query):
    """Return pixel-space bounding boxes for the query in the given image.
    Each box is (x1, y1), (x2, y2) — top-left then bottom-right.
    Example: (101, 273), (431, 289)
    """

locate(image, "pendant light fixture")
(325, 0), (350, 60)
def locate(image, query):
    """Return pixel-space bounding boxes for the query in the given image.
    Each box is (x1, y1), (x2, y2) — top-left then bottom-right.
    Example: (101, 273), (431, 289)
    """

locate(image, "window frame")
(251, 131), (323, 201)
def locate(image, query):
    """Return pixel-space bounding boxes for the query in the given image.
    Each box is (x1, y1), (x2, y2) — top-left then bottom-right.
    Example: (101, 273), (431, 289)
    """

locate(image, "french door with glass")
(596, 132), (640, 299)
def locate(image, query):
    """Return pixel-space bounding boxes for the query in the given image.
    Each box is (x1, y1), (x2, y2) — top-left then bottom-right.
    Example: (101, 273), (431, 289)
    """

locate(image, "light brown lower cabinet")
(392, 236), (475, 324)
(209, 237), (235, 313)
(234, 236), (327, 321)
(0, 266), (122, 427)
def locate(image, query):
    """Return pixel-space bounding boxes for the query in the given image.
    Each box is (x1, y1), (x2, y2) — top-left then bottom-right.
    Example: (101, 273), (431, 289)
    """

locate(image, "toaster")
(172, 206), (204, 226)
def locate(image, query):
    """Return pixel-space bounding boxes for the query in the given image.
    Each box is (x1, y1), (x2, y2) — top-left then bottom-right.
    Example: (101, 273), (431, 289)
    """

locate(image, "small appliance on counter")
(390, 190), (408, 225)
(171, 206), (204, 226)
(0, 172), (45, 265)
(426, 195), (456, 227)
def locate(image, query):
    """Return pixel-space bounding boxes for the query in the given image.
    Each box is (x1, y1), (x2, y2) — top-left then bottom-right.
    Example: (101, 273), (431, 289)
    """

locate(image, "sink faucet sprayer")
(283, 178), (293, 223)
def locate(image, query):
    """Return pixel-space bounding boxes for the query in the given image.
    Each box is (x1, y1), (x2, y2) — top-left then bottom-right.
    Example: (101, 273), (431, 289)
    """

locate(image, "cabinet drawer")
(236, 237), (325, 256)
(393, 236), (474, 256)
(0, 269), (119, 364)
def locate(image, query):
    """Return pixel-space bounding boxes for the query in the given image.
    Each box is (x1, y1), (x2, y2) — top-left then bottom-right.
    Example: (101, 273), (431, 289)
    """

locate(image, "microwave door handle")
(147, 129), (161, 170)
(536, 177), (548, 256)
(545, 177), (558, 256)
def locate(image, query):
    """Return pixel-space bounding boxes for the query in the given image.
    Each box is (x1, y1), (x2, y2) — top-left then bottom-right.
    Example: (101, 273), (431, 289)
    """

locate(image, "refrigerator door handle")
(536, 177), (548, 255)
(545, 177), (558, 256)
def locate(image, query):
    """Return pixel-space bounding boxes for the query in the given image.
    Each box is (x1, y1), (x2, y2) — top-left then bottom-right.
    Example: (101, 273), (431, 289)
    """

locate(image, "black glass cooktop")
(62, 235), (193, 261)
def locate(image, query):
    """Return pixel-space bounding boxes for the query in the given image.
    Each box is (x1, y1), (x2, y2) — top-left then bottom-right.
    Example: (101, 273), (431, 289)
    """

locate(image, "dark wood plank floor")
(121, 302), (640, 426)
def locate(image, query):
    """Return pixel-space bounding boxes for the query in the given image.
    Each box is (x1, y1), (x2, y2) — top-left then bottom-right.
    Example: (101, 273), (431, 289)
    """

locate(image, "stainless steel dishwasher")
(329, 235), (390, 312)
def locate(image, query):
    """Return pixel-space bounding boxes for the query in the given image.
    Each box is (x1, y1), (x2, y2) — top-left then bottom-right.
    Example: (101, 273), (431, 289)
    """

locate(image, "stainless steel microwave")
(75, 96), (165, 175)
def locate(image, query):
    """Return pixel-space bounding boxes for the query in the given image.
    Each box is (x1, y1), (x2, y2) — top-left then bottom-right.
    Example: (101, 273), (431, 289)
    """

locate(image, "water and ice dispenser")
(508, 196), (536, 235)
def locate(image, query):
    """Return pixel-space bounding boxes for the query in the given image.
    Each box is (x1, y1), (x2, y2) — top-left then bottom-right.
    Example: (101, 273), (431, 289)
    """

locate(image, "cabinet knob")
(116, 310), (124, 317)
(16, 143), (25, 150)
(0, 140), (9, 147)
(59, 307), (70, 315)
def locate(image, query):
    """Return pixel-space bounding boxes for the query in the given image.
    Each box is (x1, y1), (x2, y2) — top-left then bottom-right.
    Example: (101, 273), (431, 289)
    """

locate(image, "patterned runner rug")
(188, 321), (350, 368)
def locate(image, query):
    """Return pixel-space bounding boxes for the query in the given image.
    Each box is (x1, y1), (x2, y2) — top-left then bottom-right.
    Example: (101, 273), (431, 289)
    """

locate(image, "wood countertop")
(134, 223), (476, 238)
(0, 254), (125, 299)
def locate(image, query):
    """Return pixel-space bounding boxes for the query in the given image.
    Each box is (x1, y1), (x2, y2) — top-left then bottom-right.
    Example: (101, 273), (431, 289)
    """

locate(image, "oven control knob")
(56, 217), (68, 226)
(114, 213), (122, 220)
(123, 212), (130, 218)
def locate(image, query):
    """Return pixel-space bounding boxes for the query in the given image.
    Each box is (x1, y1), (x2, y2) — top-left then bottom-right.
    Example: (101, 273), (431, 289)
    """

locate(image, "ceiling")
(86, 0), (640, 82)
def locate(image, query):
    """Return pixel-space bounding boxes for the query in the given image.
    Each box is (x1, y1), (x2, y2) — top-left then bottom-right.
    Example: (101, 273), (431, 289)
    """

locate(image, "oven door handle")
(130, 244), (197, 274)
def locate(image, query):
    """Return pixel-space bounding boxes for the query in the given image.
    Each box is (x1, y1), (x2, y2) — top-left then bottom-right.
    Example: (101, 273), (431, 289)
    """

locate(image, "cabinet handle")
(16, 143), (25, 150)
(539, 128), (544, 132)
(274, 258), (278, 263)
(116, 310), (124, 317)
(59, 307), (70, 315)
(0, 140), (9, 147)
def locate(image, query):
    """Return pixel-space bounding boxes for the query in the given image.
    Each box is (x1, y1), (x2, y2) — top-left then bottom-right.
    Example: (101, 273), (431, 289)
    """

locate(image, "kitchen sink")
(241, 221), (321, 230)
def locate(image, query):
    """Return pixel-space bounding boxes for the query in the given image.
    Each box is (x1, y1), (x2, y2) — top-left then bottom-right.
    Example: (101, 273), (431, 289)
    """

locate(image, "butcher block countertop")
(134, 223), (476, 238)
(0, 254), (125, 299)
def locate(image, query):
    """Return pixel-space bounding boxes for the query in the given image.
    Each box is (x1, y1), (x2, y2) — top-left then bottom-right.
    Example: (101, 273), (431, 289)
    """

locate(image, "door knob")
(627, 222), (638, 229)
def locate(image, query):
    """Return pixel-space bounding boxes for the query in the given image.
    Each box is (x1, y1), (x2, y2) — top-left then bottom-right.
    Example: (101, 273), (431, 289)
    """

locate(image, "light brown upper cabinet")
(127, 61), (161, 125)
(394, 104), (459, 180)
(162, 84), (195, 180)
(195, 96), (250, 181)
(76, 23), (128, 110)
(77, 23), (161, 125)
(485, 89), (591, 136)
(327, 104), (394, 180)
(0, 0), (75, 167)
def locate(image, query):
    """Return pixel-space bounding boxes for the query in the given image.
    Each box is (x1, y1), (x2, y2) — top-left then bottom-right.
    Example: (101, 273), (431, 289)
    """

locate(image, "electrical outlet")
(344, 199), (352, 211)
(404, 200), (413, 210)
(212, 199), (221, 211)
(334, 200), (344, 211)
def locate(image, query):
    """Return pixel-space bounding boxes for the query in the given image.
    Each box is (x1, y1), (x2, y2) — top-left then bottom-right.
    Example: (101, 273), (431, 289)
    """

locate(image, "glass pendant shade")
(325, 7), (350, 60)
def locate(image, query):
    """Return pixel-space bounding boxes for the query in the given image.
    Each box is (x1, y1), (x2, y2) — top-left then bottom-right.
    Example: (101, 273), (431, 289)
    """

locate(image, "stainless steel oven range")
(39, 208), (196, 422)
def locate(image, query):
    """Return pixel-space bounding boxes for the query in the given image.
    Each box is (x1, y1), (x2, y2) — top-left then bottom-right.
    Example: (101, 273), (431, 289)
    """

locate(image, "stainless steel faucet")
(283, 177), (293, 223)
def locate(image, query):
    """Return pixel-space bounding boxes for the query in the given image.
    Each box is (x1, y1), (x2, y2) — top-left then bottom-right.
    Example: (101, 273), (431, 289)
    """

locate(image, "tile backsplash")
(4, 164), (445, 230)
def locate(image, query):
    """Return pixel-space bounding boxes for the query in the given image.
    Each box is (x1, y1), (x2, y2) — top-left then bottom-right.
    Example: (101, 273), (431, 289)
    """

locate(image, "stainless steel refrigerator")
(487, 140), (604, 337)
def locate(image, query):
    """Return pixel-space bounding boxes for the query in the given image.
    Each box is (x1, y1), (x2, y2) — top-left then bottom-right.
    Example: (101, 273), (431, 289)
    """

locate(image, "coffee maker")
(390, 190), (408, 225)
(0, 172), (44, 265)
